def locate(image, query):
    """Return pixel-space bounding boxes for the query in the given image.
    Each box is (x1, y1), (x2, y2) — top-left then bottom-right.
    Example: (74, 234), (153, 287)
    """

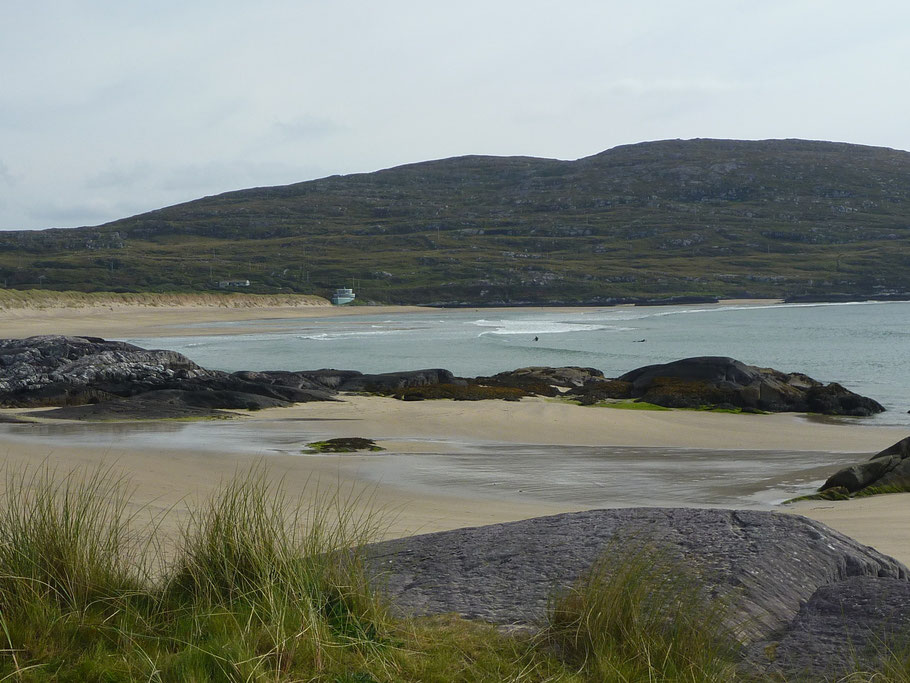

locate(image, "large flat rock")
(366, 508), (908, 645)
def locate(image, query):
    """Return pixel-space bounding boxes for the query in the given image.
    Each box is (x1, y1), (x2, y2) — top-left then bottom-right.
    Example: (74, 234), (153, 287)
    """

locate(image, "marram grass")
(0, 465), (909, 681)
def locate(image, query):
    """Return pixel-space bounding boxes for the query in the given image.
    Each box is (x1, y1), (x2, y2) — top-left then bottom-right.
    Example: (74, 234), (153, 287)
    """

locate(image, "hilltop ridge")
(2, 138), (909, 304)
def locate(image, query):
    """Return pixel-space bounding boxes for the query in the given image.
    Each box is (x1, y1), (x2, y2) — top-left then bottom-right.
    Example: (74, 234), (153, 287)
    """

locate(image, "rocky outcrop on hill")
(819, 436), (910, 496)
(570, 356), (884, 416)
(366, 508), (909, 678)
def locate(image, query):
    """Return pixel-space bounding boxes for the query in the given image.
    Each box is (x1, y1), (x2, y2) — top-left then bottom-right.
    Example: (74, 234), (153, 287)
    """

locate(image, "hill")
(2, 138), (910, 304)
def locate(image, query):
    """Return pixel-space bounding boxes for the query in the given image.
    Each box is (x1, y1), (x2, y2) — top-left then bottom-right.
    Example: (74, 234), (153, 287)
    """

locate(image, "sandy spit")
(0, 304), (434, 339)
(0, 299), (785, 339)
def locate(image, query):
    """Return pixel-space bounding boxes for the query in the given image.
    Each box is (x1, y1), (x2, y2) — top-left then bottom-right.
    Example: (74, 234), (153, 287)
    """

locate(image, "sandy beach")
(0, 298), (778, 339)
(1, 297), (907, 566)
(0, 302), (432, 339)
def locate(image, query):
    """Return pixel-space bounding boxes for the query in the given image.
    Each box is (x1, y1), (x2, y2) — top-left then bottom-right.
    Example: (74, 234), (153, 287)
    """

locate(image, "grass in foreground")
(1, 465), (909, 681)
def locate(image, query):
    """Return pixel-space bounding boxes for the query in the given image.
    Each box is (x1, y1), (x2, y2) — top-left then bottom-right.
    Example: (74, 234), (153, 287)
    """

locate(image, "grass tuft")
(544, 540), (740, 682)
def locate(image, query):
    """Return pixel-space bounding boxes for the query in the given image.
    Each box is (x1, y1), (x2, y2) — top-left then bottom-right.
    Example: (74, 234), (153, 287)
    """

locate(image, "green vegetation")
(546, 542), (739, 681)
(0, 289), (327, 310)
(595, 399), (672, 411)
(391, 383), (528, 401)
(3, 139), (910, 304)
(306, 438), (386, 453)
(1, 464), (909, 681)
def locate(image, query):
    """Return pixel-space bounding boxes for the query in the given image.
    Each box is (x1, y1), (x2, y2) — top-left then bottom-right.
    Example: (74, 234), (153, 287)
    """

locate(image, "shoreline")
(0, 298), (780, 339)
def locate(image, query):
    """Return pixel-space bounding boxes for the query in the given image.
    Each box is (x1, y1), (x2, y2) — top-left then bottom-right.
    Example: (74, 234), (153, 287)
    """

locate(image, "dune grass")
(545, 541), (740, 682)
(0, 289), (328, 311)
(1, 465), (909, 681)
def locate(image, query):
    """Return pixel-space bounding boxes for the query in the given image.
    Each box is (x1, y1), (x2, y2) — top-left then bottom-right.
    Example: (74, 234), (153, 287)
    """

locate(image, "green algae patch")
(599, 400), (672, 411)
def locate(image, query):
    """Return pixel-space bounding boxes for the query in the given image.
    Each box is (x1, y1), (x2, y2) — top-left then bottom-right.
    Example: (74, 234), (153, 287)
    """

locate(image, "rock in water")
(616, 356), (884, 415)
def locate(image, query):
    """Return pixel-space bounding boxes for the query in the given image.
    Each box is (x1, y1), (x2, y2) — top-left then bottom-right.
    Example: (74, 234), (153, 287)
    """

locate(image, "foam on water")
(470, 318), (620, 335)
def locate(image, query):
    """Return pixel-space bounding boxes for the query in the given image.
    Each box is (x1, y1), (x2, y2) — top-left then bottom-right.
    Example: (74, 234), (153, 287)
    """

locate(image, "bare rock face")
(0, 335), (207, 406)
(751, 576), (910, 680)
(0, 336), (335, 415)
(366, 508), (907, 646)
(821, 436), (910, 494)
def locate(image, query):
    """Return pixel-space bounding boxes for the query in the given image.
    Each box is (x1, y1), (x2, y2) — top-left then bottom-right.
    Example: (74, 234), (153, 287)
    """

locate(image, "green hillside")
(3, 138), (910, 304)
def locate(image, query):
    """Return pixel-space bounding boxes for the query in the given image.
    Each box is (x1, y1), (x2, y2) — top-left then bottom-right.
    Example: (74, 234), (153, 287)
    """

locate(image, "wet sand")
(1, 394), (905, 561)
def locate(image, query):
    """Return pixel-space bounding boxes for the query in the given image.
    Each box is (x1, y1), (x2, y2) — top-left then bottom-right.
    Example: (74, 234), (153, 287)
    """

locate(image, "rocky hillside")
(3, 139), (910, 304)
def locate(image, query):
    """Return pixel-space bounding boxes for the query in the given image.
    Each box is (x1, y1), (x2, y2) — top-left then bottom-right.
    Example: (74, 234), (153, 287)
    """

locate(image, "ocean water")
(127, 301), (910, 426)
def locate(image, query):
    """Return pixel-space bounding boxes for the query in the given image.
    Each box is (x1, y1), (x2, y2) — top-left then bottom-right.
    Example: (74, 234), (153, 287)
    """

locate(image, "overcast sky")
(2, 1), (909, 230)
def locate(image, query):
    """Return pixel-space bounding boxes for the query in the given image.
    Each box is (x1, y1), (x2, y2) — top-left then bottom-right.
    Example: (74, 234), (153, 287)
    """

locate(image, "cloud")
(600, 79), (741, 97)
(0, 160), (17, 186)
(271, 115), (346, 142)
(85, 162), (153, 190)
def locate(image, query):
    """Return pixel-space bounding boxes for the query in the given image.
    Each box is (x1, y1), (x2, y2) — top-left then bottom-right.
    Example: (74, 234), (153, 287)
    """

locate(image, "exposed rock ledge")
(0, 336), (886, 420)
(818, 436), (910, 496)
(365, 508), (909, 679)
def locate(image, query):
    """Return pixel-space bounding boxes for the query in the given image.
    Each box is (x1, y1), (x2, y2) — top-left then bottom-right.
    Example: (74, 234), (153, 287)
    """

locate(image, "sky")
(2, 1), (909, 231)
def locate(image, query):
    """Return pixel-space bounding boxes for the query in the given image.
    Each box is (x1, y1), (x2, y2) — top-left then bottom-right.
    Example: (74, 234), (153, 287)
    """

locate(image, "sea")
(127, 300), (910, 427)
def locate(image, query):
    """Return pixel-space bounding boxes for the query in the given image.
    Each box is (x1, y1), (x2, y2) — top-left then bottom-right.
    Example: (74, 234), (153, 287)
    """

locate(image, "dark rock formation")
(366, 508), (907, 647)
(0, 336), (334, 418)
(752, 576), (910, 680)
(241, 368), (459, 393)
(566, 378), (633, 404)
(0, 335), (205, 407)
(333, 369), (457, 393)
(613, 356), (883, 416)
(479, 366), (604, 390)
(0, 338), (887, 421)
(821, 436), (910, 495)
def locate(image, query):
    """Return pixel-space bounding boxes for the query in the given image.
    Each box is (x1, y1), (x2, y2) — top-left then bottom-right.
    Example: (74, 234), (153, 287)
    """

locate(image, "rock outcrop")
(0, 338), (887, 420)
(0, 336), (334, 417)
(366, 508), (906, 642)
(820, 436), (910, 495)
(366, 508), (909, 678)
(752, 575), (910, 680)
(570, 356), (884, 416)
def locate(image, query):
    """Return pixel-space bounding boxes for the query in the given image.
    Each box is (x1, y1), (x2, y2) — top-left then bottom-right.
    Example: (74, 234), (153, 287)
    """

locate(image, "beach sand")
(787, 495), (910, 566)
(0, 303), (432, 339)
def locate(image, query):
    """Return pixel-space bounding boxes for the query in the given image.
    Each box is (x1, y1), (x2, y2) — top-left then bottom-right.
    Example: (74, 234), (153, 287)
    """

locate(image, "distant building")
(218, 279), (251, 288)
